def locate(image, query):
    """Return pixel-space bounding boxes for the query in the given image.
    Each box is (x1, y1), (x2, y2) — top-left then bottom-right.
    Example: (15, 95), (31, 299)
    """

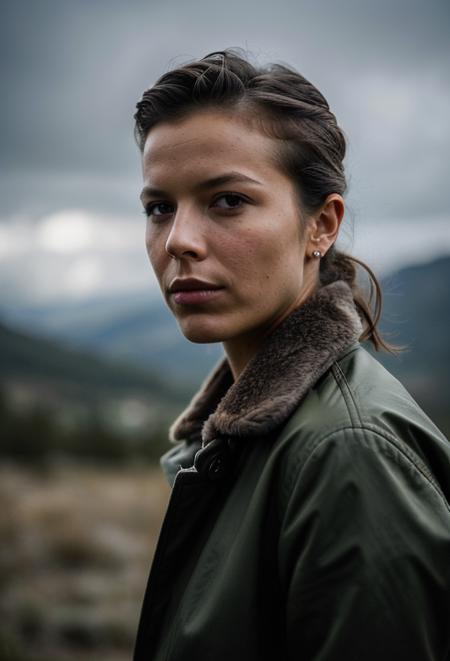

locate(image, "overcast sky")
(1, 0), (449, 305)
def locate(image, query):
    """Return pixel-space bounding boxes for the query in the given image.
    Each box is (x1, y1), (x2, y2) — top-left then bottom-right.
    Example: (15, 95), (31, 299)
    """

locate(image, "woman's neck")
(223, 280), (317, 380)
(223, 334), (264, 381)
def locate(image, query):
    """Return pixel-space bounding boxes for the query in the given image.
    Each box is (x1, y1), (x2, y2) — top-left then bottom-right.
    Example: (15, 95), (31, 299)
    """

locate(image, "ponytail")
(320, 246), (399, 353)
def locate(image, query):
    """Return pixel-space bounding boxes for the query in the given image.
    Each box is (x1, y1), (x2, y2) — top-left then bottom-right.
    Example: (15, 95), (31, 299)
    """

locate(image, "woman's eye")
(212, 194), (246, 210)
(144, 202), (174, 218)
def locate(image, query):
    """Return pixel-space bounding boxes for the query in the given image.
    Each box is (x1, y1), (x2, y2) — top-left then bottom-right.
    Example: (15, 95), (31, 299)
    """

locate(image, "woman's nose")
(165, 208), (207, 261)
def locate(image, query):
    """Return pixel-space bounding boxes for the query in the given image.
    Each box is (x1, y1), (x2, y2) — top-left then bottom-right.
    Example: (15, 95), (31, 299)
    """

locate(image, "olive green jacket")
(134, 281), (450, 661)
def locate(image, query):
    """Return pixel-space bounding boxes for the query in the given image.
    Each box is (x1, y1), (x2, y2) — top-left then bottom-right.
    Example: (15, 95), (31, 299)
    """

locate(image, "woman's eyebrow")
(194, 172), (263, 191)
(140, 172), (262, 201)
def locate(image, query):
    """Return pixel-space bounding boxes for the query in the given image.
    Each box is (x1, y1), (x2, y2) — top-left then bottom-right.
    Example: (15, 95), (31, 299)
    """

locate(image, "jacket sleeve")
(278, 426), (450, 661)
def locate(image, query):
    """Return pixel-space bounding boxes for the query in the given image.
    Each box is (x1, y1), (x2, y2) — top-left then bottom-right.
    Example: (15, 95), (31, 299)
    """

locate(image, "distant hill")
(1, 255), (449, 434)
(1, 292), (222, 387)
(0, 321), (187, 464)
(377, 255), (450, 422)
(381, 255), (450, 368)
(0, 320), (183, 406)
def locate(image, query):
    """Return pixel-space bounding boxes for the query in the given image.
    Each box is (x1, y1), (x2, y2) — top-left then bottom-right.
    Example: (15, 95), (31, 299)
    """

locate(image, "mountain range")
(1, 290), (222, 388)
(1, 254), (449, 434)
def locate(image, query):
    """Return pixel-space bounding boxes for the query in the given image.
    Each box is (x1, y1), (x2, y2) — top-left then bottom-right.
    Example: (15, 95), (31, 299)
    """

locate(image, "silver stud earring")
(312, 250), (322, 259)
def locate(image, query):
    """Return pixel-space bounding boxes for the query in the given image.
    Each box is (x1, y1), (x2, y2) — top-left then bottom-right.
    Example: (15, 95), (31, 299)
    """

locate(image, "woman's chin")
(177, 319), (228, 345)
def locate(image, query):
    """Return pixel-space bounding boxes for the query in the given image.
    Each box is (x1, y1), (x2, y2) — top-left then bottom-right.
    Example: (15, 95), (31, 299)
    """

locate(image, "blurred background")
(1, 0), (449, 659)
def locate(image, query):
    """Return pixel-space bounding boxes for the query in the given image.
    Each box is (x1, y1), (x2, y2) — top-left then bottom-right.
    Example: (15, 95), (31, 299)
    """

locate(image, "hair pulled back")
(134, 49), (392, 352)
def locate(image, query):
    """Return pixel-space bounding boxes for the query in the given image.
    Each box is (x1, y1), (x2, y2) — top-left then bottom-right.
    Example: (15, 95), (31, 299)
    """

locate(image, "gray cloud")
(1, 1), (449, 233)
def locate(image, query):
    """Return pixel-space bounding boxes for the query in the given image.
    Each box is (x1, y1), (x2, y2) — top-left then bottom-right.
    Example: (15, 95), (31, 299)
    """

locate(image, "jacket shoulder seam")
(286, 423), (449, 512)
(330, 361), (364, 427)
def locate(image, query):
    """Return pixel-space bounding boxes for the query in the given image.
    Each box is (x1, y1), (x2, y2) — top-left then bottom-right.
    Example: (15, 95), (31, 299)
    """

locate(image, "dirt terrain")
(0, 464), (170, 661)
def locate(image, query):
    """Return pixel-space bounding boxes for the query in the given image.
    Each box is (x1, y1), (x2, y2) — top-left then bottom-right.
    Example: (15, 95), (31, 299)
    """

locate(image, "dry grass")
(0, 463), (170, 661)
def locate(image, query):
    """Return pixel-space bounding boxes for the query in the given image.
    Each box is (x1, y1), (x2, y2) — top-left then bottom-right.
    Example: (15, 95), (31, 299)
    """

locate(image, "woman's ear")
(307, 194), (344, 257)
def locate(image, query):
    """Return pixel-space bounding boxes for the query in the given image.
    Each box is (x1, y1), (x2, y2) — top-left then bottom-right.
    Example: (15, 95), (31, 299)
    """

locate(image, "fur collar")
(170, 281), (362, 446)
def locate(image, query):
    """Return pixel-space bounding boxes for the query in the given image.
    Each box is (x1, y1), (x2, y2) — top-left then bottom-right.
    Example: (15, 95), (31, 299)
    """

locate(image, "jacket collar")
(170, 281), (362, 446)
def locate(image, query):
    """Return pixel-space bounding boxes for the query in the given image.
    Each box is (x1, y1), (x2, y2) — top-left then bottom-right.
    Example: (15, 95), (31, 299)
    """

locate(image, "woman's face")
(140, 110), (318, 350)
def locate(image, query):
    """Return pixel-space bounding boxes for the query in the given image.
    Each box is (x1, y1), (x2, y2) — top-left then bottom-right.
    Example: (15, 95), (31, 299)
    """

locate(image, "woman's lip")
(169, 277), (222, 293)
(171, 288), (224, 305)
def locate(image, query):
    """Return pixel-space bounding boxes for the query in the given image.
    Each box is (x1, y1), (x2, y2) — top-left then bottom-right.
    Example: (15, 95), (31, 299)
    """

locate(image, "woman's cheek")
(146, 228), (166, 266)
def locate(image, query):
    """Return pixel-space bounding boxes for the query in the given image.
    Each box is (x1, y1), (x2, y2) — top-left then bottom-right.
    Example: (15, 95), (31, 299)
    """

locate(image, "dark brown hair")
(134, 49), (394, 352)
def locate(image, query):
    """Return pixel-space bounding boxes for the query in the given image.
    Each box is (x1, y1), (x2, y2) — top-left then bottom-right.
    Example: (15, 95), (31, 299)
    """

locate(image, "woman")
(133, 51), (450, 660)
